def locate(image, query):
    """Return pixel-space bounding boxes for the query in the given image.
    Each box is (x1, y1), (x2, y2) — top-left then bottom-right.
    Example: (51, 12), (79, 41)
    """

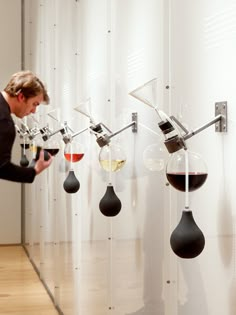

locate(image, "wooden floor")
(0, 246), (58, 315)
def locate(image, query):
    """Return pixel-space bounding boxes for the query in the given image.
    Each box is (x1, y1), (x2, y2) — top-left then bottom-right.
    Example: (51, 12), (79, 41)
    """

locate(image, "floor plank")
(0, 246), (58, 315)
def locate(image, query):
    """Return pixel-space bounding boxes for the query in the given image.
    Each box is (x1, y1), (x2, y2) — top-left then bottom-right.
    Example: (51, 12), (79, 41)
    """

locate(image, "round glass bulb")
(166, 150), (208, 192)
(143, 143), (166, 171)
(64, 141), (84, 163)
(20, 137), (30, 150)
(44, 138), (60, 156)
(99, 144), (126, 172)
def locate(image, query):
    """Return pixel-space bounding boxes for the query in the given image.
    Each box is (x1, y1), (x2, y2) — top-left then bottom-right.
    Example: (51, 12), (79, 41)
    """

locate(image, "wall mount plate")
(215, 101), (227, 132)
(132, 112), (138, 132)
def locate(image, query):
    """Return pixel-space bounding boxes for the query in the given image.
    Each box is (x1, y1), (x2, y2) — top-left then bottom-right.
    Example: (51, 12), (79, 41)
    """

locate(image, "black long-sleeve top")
(0, 92), (36, 183)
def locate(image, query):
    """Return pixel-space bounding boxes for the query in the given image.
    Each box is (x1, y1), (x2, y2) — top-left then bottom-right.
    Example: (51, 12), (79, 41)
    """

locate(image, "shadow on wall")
(128, 169), (165, 315)
(229, 276), (236, 315)
(178, 259), (208, 315)
(220, 199), (236, 315)
(217, 198), (233, 267)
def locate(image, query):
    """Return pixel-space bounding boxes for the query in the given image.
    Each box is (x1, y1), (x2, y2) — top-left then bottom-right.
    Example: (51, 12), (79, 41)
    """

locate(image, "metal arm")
(71, 126), (90, 139)
(94, 113), (138, 147)
(160, 102), (227, 153)
(183, 115), (223, 140)
(109, 121), (136, 139)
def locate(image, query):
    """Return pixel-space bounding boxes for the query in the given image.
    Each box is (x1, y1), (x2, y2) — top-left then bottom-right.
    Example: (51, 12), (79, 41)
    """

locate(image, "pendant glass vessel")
(99, 144), (126, 172)
(166, 150), (208, 192)
(43, 137), (60, 156)
(20, 137), (30, 167)
(63, 141), (84, 194)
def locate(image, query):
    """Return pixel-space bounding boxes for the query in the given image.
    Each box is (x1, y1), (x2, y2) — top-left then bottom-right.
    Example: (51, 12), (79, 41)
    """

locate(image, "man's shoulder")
(0, 93), (11, 120)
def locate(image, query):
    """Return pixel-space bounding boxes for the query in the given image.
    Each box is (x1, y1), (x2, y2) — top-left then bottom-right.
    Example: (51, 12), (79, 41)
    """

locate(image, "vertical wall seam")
(21, 0), (25, 245)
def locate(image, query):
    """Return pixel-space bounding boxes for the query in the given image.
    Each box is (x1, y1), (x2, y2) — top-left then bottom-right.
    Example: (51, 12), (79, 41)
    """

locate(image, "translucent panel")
(31, 177), (42, 270)
(79, 239), (109, 314)
(23, 1), (167, 315)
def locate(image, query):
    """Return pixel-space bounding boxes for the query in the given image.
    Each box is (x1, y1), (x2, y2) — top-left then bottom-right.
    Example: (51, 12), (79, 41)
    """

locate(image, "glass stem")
(185, 149), (190, 211)
(33, 140), (36, 159)
(70, 143), (73, 171)
(108, 146), (112, 185)
(154, 107), (164, 122)
(23, 138), (26, 155)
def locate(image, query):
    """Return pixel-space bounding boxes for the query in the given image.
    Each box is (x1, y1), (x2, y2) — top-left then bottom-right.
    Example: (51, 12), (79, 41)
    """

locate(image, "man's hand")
(34, 149), (53, 175)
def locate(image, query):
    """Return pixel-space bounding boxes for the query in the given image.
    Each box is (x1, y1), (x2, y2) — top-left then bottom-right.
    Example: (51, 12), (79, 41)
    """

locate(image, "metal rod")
(100, 122), (113, 134)
(183, 114), (222, 140)
(170, 116), (189, 134)
(109, 121), (135, 139)
(72, 126), (89, 138)
(48, 127), (62, 137)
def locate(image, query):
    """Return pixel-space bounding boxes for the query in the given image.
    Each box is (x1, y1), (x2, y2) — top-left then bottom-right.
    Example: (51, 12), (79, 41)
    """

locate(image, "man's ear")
(17, 92), (25, 102)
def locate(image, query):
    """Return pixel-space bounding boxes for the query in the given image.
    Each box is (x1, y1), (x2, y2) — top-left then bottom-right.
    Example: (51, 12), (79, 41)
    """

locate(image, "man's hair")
(4, 70), (50, 104)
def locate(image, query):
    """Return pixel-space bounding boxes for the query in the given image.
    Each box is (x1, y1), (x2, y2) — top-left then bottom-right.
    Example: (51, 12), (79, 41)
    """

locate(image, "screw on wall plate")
(215, 101), (227, 132)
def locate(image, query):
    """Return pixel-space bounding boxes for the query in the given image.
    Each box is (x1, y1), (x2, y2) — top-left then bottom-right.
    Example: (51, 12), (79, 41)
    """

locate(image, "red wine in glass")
(44, 148), (60, 156)
(64, 153), (84, 163)
(166, 172), (208, 192)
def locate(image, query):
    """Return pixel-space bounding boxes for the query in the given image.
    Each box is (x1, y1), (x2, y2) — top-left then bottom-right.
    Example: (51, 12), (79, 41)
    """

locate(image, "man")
(0, 70), (53, 182)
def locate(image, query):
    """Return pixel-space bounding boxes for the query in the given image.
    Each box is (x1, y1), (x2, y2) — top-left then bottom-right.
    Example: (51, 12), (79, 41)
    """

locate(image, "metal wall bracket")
(215, 101), (227, 132)
(132, 112), (138, 132)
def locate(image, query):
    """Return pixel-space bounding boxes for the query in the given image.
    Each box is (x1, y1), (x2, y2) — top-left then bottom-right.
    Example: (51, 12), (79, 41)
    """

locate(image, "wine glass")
(166, 149), (208, 192)
(64, 141), (84, 164)
(43, 137), (60, 157)
(98, 144), (126, 173)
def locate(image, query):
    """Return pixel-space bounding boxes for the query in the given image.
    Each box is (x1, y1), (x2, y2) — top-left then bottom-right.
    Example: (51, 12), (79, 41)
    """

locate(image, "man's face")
(16, 93), (44, 118)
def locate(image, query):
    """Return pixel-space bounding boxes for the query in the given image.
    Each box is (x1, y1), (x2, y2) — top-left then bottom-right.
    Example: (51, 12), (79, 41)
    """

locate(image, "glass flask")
(99, 144), (126, 172)
(43, 137), (60, 156)
(166, 149), (208, 192)
(63, 141), (83, 194)
(20, 136), (30, 167)
(64, 141), (84, 164)
(143, 142), (166, 172)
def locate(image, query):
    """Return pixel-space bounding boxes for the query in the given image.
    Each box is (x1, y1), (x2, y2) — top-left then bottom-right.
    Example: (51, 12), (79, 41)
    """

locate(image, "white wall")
(0, 0), (22, 244)
(170, 0), (236, 314)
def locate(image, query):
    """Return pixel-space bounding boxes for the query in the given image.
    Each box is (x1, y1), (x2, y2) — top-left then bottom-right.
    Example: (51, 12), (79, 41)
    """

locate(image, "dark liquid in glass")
(64, 153), (84, 162)
(44, 148), (60, 156)
(20, 143), (30, 149)
(166, 172), (208, 192)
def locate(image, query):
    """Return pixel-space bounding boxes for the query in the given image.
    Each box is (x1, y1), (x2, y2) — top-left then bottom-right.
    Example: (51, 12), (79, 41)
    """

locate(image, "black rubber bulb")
(20, 154), (29, 167)
(99, 185), (122, 217)
(20, 147), (29, 167)
(170, 210), (205, 259)
(63, 170), (80, 194)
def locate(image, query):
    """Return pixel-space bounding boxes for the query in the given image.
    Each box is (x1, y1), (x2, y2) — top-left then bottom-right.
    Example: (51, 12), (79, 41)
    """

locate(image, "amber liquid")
(99, 160), (126, 172)
(44, 148), (60, 156)
(166, 172), (208, 192)
(64, 153), (84, 162)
